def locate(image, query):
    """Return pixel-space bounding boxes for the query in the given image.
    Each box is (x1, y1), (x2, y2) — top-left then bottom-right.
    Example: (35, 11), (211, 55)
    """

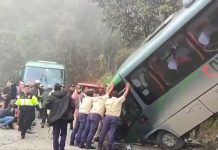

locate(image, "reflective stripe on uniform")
(15, 95), (39, 106)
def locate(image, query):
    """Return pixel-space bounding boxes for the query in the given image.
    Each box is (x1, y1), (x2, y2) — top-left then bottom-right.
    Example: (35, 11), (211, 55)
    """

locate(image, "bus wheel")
(156, 131), (184, 149)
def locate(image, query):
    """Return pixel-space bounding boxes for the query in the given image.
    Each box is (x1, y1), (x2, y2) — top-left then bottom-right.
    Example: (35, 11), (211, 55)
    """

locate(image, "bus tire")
(156, 131), (184, 149)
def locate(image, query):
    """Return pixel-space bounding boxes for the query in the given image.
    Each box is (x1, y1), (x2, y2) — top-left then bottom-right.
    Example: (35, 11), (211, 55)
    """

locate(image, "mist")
(0, 0), (121, 85)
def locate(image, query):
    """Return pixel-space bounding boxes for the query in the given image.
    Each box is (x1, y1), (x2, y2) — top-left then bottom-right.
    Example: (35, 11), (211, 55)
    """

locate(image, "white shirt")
(198, 25), (217, 46)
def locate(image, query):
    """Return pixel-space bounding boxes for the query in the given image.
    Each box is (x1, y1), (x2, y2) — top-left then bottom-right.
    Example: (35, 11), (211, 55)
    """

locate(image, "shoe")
(79, 143), (85, 148)
(94, 136), (99, 142)
(75, 142), (79, 146)
(41, 123), (44, 128)
(26, 129), (36, 134)
(0, 124), (6, 129)
(69, 142), (74, 146)
(97, 145), (103, 150)
(21, 133), (25, 139)
(32, 122), (36, 126)
(85, 145), (95, 149)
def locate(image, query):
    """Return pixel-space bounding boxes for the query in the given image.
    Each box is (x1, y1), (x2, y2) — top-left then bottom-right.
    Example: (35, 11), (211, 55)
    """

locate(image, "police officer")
(15, 84), (39, 139)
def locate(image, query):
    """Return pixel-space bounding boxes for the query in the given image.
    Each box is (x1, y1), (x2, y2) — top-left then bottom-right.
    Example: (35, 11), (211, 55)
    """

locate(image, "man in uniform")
(79, 85), (114, 149)
(98, 82), (130, 150)
(15, 84), (39, 139)
(70, 89), (95, 147)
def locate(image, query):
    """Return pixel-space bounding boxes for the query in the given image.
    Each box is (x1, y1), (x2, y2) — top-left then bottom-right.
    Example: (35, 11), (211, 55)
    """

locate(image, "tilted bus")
(19, 60), (66, 88)
(112, 0), (218, 149)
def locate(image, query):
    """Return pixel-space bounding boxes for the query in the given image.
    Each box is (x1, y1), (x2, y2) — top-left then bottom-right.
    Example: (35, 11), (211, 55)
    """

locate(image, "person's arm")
(45, 96), (52, 109)
(106, 83), (114, 95)
(70, 95), (75, 113)
(119, 82), (130, 103)
(123, 82), (130, 97)
(14, 98), (21, 107)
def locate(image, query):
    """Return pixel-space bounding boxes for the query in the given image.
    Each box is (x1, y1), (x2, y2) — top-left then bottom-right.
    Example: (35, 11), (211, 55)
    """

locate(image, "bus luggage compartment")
(198, 85), (218, 113)
(161, 100), (213, 137)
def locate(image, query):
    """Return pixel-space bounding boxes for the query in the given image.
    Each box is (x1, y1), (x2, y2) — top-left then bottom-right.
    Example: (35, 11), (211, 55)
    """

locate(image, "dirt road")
(0, 122), (161, 150)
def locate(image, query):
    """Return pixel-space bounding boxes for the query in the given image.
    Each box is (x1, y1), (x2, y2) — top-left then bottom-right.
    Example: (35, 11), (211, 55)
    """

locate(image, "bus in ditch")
(19, 60), (65, 89)
(112, 0), (218, 149)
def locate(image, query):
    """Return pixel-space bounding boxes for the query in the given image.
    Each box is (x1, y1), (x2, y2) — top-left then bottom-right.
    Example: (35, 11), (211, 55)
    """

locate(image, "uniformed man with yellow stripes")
(15, 84), (39, 139)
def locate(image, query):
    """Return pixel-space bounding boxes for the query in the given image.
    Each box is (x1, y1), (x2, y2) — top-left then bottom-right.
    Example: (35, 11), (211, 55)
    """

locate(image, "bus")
(19, 61), (65, 89)
(112, 0), (218, 149)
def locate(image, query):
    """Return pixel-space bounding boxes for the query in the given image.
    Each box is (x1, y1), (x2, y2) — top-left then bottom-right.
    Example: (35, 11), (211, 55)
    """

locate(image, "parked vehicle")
(19, 60), (65, 89)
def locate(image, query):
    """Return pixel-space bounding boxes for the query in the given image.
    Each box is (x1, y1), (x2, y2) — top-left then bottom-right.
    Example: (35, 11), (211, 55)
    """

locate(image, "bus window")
(187, 2), (218, 56)
(127, 66), (165, 105)
(149, 34), (203, 87)
(23, 66), (64, 87)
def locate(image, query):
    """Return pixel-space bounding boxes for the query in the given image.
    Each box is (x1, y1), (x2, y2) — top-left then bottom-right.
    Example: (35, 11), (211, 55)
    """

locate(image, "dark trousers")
(98, 116), (119, 150)
(41, 108), (48, 124)
(53, 120), (68, 150)
(70, 113), (88, 144)
(80, 113), (101, 146)
(19, 109), (34, 135)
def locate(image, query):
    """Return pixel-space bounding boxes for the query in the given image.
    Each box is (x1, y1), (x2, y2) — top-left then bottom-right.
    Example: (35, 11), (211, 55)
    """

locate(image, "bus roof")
(25, 61), (65, 70)
(112, 0), (211, 84)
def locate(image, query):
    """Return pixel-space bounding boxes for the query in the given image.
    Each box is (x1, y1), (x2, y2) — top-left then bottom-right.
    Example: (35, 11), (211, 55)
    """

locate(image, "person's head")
(75, 85), (82, 94)
(84, 86), (89, 91)
(9, 79), (15, 85)
(23, 85), (31, 94)
(98, 88), (106, 96)
(69, 84), (75, 92)
(86, 89), (95, 97)
(47, 85), (53, 90)
(34, 80), (41, 87)
(93, 89), (98, 97)
(54, 83), (62, 91)
(6, 80), (12, 87)
(40, 84), (43, 89)
(111, 91), (119, 98)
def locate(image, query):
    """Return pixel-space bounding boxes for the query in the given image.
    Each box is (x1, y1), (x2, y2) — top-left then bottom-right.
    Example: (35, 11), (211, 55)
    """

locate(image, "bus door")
(114, 79), (147, 143)
(119, 65), (167, 142)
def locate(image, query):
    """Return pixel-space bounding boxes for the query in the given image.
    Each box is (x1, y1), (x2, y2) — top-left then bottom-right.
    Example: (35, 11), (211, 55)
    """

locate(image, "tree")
(92, 0), (181, 45)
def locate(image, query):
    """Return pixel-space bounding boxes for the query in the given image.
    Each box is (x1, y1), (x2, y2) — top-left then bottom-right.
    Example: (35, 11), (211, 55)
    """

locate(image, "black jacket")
(46, 91), (73, 125)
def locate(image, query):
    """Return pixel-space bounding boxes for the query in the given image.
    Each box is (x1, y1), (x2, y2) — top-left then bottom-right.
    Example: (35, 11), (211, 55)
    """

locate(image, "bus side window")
(187, 3), (218, 57)
(149, 34), (203, 88)
(127, 66), (165, 105)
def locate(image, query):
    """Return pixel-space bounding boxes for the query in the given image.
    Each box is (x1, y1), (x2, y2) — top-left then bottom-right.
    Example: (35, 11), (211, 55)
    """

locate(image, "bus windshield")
(23, 66), (64, 87)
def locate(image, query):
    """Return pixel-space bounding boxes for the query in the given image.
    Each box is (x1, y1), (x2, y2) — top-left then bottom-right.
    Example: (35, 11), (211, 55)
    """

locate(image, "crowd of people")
(0, 79), (130, 150)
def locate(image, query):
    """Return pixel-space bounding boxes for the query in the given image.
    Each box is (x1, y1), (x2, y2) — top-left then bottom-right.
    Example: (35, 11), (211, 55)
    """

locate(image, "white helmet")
(34, 80), (40, 84)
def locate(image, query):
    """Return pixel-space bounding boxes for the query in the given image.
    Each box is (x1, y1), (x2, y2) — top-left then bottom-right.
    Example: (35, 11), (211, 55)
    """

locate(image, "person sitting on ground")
(0, 103), (15, 129)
